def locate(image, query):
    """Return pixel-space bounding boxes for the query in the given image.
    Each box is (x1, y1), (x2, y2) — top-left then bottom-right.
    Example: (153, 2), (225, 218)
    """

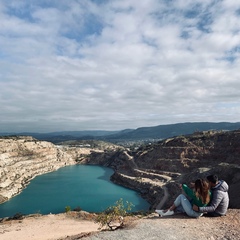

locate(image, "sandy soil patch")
(0, 213), (99, 240)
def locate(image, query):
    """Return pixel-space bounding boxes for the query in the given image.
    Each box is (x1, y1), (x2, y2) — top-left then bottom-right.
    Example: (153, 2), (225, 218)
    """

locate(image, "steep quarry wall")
(0, 136), (76, 203)
(135, 130), (240, 172)
(86, 130), (240, 209)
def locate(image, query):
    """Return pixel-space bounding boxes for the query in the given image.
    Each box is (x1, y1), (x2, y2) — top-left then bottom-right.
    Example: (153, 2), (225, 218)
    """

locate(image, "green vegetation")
(11, 212), (24, 220)
(96, 198), (134, 230)
(73, 206), (82, 212)
(65, 206), (71, 212)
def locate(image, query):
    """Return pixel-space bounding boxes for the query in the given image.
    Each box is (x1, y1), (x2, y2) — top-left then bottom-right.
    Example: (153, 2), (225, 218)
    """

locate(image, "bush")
(96, 198), (134, 230)
(65, 206), (71, 212)
(12, 212), (24, 220)
(73, 206), (82, 212)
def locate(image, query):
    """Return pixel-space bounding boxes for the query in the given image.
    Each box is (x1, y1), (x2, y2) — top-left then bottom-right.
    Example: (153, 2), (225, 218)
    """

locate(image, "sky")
(0, 0), (240, 133)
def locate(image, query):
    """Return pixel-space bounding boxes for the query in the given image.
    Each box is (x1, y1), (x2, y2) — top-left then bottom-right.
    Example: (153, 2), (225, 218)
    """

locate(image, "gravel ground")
(81, 209), (240, 240)
(1, 209), (239, 240)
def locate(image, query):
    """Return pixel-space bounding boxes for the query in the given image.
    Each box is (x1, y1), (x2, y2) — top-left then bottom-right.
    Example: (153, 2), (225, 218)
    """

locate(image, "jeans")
(174, 194), (202, 218)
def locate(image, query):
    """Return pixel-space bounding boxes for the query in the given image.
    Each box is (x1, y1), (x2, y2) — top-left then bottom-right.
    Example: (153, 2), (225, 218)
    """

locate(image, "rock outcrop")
(0, 136), (75, 203)
(0, 138), (121, 205)
(85, 130), (240, 209)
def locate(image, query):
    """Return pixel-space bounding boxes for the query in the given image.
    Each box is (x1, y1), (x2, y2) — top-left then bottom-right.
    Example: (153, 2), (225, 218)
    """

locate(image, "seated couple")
(155, 174), (229, 218)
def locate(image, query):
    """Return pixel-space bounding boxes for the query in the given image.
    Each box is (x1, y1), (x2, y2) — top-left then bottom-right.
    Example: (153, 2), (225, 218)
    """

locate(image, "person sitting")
(156, 178), (211, 218)
(193, 174), (229, 217)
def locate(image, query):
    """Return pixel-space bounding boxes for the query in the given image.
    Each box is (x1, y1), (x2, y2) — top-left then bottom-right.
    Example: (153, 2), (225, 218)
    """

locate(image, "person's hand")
(193, 204), (199, 212)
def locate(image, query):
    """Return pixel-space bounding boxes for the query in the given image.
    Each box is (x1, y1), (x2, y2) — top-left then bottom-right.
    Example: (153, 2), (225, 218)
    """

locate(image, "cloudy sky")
(0, 0), (240, 133)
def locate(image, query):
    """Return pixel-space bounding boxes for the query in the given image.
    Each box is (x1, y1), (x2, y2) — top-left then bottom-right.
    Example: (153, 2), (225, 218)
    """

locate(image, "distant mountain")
(103, 122), (240, 141)
(0, 130), (121, 143)
(1, 122), (240, 143)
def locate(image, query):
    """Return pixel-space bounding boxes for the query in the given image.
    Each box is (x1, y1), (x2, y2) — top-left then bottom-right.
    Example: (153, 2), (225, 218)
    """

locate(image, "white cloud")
(0, 0), (240, 132)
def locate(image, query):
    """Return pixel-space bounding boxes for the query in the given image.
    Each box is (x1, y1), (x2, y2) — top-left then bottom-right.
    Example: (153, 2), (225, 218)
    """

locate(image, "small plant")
(73, 206), (82, 212)
(12, 212), (24, 220)
(96, 198), (134, 231)
(65, 206), (71, 212)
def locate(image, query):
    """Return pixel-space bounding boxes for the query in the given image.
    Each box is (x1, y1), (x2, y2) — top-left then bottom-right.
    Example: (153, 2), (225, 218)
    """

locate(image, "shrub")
(73, 206), (82, 212)
(65, 206), (71, 212)
(12, 212), (24, 220)
(96, 198), (134, 231)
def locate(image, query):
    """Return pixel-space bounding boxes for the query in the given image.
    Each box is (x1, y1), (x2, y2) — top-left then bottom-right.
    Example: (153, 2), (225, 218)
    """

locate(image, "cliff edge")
(0, 136), (75, 203)
(0, 209), (239, 240)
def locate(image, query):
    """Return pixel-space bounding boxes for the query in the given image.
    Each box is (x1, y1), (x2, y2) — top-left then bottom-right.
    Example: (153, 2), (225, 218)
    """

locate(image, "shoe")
(155, 209), (165, 216)
(161, 210), (174, 216)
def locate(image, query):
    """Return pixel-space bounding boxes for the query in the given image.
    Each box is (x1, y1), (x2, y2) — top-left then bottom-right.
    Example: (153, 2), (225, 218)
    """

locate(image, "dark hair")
(194, 179), (210, 204)
(207, 174), (218, 184)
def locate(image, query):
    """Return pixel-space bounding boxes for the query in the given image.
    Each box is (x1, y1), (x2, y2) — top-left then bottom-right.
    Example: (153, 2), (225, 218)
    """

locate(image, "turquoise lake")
(0, 165), (150, 218)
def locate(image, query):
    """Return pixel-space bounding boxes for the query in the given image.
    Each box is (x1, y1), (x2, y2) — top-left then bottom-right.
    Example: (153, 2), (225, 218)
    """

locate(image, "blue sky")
(0, 0), (240, 132)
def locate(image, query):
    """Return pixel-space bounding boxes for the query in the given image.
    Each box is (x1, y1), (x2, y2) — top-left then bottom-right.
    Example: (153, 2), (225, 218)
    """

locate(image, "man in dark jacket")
(193, 174), (229, 217)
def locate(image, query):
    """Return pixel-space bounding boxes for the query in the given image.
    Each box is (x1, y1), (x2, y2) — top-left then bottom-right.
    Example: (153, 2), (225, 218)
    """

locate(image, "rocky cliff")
(0, 137), (121, 205)
(1, 130), (240, 211)
(0, 136), (76, 203)
(85, 130), (240, 209)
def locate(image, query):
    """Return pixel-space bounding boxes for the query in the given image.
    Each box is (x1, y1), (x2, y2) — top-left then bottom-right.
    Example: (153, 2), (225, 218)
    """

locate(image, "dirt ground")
(0, 213), (99, 240)
(0, 209), (239, 240)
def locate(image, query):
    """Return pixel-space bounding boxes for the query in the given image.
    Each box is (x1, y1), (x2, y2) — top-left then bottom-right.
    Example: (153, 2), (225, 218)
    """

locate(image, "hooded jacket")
(199, 180), (229, 215)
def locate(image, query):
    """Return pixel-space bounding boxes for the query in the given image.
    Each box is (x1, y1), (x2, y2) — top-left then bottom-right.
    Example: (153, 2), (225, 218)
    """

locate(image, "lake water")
(0, 165), (150, 218)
